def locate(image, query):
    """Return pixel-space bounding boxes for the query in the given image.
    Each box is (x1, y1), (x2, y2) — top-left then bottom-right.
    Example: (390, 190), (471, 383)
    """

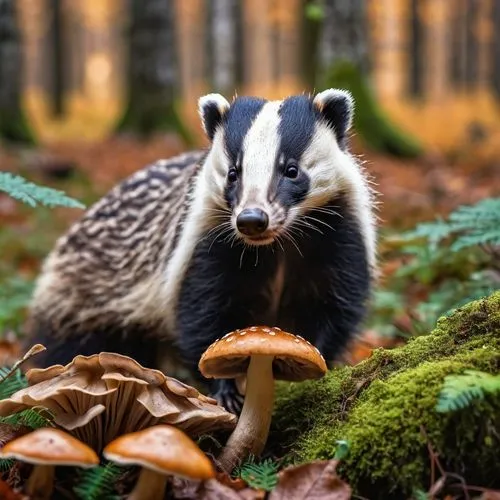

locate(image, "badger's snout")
(236, 208), (269, 236)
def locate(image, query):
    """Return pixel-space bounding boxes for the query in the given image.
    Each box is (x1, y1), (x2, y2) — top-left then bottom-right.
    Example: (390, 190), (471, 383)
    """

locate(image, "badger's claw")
(211, 379), (244, 416)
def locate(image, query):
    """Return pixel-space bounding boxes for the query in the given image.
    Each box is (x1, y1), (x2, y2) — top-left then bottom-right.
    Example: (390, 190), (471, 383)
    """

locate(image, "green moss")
(321, 60), (422, 158)
(271, 291), (500, 499)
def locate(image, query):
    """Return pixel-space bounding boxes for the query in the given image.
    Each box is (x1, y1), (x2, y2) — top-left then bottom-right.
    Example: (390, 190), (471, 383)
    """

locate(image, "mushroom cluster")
(199, 326), (327, 472)
(0, 352), (237, 452)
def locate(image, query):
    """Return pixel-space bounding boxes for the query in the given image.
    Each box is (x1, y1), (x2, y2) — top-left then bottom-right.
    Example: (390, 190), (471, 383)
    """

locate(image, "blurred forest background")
(0, 0), (499, 364)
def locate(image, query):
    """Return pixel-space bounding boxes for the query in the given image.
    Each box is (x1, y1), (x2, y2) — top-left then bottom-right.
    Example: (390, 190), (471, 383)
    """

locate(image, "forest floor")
(1, 133), (499, 365)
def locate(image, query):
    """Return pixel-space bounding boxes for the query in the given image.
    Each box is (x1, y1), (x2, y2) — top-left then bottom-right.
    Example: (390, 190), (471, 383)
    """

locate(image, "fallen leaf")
(0, 478), (23, 500)
(171, 477), (264, 499)
(477, 491), (500, 500)
(268, 460), (351, 500)
(215, 471), (248, 491)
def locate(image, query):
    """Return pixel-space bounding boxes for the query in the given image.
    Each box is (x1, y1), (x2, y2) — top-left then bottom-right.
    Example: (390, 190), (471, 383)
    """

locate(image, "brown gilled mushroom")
(103, 425), (215, 500)
(0, 427), (98, 500)
(198, 326), (327, 472)
(0, 352), (237, 452)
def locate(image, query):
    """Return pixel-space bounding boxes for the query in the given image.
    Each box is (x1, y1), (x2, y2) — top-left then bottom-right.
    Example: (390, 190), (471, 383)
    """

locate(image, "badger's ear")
(198, 93), (231, 141)
(313, 89), (354, 148)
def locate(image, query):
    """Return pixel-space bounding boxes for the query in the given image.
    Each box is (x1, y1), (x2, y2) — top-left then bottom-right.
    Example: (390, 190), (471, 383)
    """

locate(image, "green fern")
(73, 461), (124, 500)
(435, 369), (500, 413)
(0, 407), (54, 430)
(0, 367), (27, 400)
(0, 172), (85, 209)
(234, 456), (279, 491)
(402, 197), (500, 252)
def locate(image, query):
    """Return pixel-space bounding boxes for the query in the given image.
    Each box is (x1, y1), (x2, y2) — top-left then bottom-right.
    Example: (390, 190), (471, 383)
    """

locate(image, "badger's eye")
(285, 163), (299, 179)
(227, 168), (238, 183)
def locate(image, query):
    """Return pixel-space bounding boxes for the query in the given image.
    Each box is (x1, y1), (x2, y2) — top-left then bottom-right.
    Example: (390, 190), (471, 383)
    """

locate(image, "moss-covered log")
(321, 60), (422, 158)
(271, 291), (500, 499)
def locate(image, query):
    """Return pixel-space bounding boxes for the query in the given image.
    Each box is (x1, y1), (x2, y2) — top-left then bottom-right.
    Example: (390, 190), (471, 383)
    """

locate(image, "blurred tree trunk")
(319, 0), (422, 158)
(116, 0), (190, 142)
(318, 0), (370, 74)
(207, 0), (237, 95)
(0, 0), (35, 144)
(301, 0), (324, 90)
(48, 0), (66, 117)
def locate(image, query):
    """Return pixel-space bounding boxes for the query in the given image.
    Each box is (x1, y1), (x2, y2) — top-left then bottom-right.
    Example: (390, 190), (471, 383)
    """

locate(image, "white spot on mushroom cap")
(240, 331), (247, 336)
(250, 327), (258, 331)
(226, 336), (234, 342)
(269, 331), (276, 336)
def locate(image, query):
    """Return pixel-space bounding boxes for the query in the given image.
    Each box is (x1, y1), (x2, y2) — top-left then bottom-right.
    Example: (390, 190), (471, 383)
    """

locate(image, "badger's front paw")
(211, 379), (244, 416)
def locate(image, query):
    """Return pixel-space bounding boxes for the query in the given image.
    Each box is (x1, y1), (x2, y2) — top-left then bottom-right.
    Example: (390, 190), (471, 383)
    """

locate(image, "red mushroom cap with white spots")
(198, 326), (327, 382)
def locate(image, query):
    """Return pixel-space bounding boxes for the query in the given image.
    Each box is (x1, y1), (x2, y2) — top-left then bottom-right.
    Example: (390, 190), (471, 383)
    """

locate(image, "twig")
(0, 344), (46, 383)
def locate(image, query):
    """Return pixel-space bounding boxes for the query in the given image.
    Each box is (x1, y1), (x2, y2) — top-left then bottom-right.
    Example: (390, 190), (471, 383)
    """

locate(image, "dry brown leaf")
(171, 477), (264, 500)
(215, 471), (248, 491)
(477, 491), (500, 500)
(0, 478), (24, 500)
(268, 460), (351, 500)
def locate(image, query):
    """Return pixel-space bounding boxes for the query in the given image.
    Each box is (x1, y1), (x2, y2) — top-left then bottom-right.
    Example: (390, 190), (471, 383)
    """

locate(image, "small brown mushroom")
(103, 424), (215, 500)
(198, 326), (327, 472)
(0, 352), (237, 452)
(0, 427), (98, 499)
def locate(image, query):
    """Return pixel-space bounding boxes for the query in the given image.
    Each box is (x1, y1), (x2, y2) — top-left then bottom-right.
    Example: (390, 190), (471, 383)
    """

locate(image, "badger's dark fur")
(25, 90), (378, 414)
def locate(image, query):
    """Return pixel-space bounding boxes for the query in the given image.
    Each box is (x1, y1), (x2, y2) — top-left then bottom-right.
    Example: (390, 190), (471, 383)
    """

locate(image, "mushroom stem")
(26, 464), (55, 500)
(218, 354), (275, 472)
(128, 467), (168, 500)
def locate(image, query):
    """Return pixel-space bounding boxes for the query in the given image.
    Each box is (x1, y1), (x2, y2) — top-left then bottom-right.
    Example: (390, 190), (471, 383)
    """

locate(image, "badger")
(24, 89), (378, 414)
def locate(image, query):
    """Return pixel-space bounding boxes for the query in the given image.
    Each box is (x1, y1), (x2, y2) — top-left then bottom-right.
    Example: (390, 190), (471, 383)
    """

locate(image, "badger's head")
(198, 89), (357, 246)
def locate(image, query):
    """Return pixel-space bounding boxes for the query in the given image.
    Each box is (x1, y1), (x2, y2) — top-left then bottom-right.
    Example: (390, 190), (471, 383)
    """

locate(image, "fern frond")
(401, 218), (454, 250)
(0, 172), (85, 209)
(73, 461), (124, 500)
(435, 369), (500, 413)
(0, 367), (27, 400)
(0, 407), (54, 430)
(401, 197), (500, 253)
(0, 458), (14, 471)
(234, 456), (279, 491)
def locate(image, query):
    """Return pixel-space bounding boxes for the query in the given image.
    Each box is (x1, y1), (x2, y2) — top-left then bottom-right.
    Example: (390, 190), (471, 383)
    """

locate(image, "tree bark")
(0, 0), (35, 144)
(318, 0), (370, 74)
(48, 0), (65, 117)
(208, 0), (238, 95)
(116, 0), (190, 142)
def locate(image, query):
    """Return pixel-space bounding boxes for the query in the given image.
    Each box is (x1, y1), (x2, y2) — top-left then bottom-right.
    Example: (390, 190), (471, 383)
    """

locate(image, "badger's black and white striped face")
(198, 89), (355, 246)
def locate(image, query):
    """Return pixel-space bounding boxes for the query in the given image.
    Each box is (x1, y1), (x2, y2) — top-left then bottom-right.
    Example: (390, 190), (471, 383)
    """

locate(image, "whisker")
(282, 228), (304, 257)
(303, 215), (335, 232)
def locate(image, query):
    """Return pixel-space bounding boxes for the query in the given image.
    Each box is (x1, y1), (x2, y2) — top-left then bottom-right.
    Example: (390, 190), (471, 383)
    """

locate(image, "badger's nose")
(236, 208), (269, 236)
